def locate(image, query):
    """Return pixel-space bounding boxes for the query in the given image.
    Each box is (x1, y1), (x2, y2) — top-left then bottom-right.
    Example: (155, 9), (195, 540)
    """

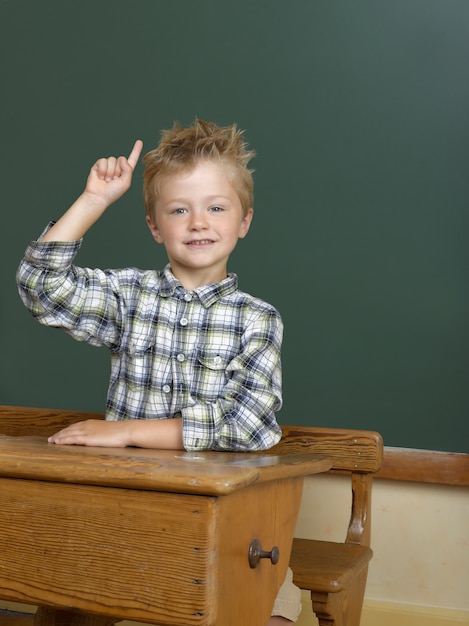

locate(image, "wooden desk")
(0, 436), (331, 626)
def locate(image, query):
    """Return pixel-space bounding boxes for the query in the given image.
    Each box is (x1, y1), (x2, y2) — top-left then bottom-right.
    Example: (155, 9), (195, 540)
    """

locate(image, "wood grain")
(0, 435), (330, 495)
(376, 446), (469, 486)
(0, 478), (217, 625)
(269, 425), (383, 473)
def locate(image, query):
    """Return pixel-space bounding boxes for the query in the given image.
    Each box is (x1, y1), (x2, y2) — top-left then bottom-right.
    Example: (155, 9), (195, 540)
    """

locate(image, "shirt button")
(162, 384), (171, 393)
(214, 356), (222, 364)
(184, 293), (192, 302)
(180, 317), (188, 326)
(177, 353), (185, 362)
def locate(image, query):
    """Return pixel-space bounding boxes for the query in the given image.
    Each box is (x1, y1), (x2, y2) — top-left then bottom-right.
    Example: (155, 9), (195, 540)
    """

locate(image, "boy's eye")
(210, 206), (223, 212)
(172, 208), (187, 214)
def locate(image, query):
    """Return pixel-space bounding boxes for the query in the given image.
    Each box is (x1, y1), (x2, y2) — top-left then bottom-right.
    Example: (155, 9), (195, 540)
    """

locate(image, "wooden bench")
(0, 407), (383, 626)
(268, 425), (383, 626)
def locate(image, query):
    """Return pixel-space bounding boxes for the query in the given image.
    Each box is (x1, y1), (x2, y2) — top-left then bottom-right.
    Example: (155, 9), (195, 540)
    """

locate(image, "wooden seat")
(268, 425), (383, 626)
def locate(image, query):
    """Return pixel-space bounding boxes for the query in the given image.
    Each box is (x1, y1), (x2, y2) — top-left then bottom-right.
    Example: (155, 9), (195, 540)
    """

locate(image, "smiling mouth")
(186, 239), (214, 245)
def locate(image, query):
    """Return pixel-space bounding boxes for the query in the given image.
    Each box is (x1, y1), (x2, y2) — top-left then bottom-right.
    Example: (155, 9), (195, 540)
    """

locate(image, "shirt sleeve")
(16, 224), (123, 350)
(181, 308), (283, 452)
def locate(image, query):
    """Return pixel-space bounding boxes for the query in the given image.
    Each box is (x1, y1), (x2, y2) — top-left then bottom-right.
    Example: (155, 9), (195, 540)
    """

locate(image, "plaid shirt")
(16, 225), (283, 451)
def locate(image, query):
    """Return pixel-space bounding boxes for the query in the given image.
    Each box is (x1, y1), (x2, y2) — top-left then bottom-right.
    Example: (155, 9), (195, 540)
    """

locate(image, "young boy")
(16, 119), (302, 625)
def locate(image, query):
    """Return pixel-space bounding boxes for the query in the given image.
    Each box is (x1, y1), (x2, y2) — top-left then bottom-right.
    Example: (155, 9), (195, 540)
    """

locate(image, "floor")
(0, 611), (33, 626)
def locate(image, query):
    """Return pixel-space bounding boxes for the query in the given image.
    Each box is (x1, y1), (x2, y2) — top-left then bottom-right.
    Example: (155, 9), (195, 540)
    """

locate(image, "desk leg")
(34, 607), (117, 626)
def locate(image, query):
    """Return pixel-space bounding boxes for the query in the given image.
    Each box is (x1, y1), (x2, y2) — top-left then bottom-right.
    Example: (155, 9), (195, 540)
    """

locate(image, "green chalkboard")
(1, 0), (468, 452)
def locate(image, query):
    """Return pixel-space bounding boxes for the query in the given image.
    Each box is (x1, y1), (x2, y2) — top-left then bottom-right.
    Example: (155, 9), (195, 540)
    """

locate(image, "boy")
(17, 119), (301, 624)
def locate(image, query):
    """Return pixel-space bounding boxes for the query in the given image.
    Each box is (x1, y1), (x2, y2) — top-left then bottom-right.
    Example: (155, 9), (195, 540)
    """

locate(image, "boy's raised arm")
(41, 139), (143, 243)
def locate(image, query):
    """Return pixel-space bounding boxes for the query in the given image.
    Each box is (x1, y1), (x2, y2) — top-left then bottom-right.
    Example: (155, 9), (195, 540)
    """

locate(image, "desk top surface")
(0, 435), (332, 495)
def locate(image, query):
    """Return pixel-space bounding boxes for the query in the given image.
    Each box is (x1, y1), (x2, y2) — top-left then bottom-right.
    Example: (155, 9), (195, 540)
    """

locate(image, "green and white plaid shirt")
(17, 225), (283, 451)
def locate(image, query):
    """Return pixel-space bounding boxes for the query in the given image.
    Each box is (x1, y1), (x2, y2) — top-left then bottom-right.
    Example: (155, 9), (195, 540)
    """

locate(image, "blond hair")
(142, 118), (255, 218)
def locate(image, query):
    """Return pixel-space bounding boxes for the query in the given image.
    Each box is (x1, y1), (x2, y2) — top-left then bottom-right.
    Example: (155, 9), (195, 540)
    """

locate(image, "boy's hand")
(40, 139), (144, 242)
(48, 419), (131, 447)
(47, 417), (184, 450)
(84, 139), (143, 206)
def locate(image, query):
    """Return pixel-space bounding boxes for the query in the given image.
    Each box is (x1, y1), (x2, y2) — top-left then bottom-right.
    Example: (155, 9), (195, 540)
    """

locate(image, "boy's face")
(146, 160), (253, 290)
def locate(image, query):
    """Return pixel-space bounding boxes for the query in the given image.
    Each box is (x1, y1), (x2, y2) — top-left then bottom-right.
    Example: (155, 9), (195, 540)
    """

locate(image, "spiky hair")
(142, 118), (255, 217)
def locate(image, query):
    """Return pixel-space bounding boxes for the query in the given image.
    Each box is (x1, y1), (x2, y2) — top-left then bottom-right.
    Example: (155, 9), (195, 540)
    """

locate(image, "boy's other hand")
(47, 419), (130, 447)
(84, 139), (143, 206)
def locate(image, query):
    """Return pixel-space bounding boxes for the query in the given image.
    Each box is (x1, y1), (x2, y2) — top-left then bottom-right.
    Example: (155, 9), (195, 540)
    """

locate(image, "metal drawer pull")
(248, 538), (280, 568)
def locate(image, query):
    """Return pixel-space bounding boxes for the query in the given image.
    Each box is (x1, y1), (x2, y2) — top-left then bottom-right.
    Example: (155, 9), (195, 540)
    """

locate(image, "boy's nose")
(189, 213), (208, 230)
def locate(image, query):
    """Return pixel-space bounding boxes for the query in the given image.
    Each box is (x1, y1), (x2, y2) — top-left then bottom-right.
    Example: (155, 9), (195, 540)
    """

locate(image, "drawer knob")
(248, 538), (280, 568)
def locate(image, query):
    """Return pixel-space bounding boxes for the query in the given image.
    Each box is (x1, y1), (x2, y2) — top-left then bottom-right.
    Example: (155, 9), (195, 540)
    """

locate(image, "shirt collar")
(159, 264), (238, 307)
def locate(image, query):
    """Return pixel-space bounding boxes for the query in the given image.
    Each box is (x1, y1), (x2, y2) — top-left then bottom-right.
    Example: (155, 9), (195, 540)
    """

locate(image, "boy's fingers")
(127, 139), (143, 171)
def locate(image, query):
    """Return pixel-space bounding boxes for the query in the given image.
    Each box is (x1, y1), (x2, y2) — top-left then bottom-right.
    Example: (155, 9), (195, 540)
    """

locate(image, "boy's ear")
(239, 208), (254, 239)
(146, 215), (164, 244)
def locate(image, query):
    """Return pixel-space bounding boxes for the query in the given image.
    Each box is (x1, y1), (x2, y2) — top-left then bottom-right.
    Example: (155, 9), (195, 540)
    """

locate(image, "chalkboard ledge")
(376, 447), (469, 486)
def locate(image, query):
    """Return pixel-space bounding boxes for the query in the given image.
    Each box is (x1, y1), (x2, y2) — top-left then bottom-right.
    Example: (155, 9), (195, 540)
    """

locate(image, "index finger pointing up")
(127, 139), (144, 170)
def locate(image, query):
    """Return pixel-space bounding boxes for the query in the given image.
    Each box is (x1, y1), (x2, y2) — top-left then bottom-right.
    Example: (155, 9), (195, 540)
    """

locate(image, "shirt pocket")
(193, 347), (231, 401)
(196, 351), (227, 371)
